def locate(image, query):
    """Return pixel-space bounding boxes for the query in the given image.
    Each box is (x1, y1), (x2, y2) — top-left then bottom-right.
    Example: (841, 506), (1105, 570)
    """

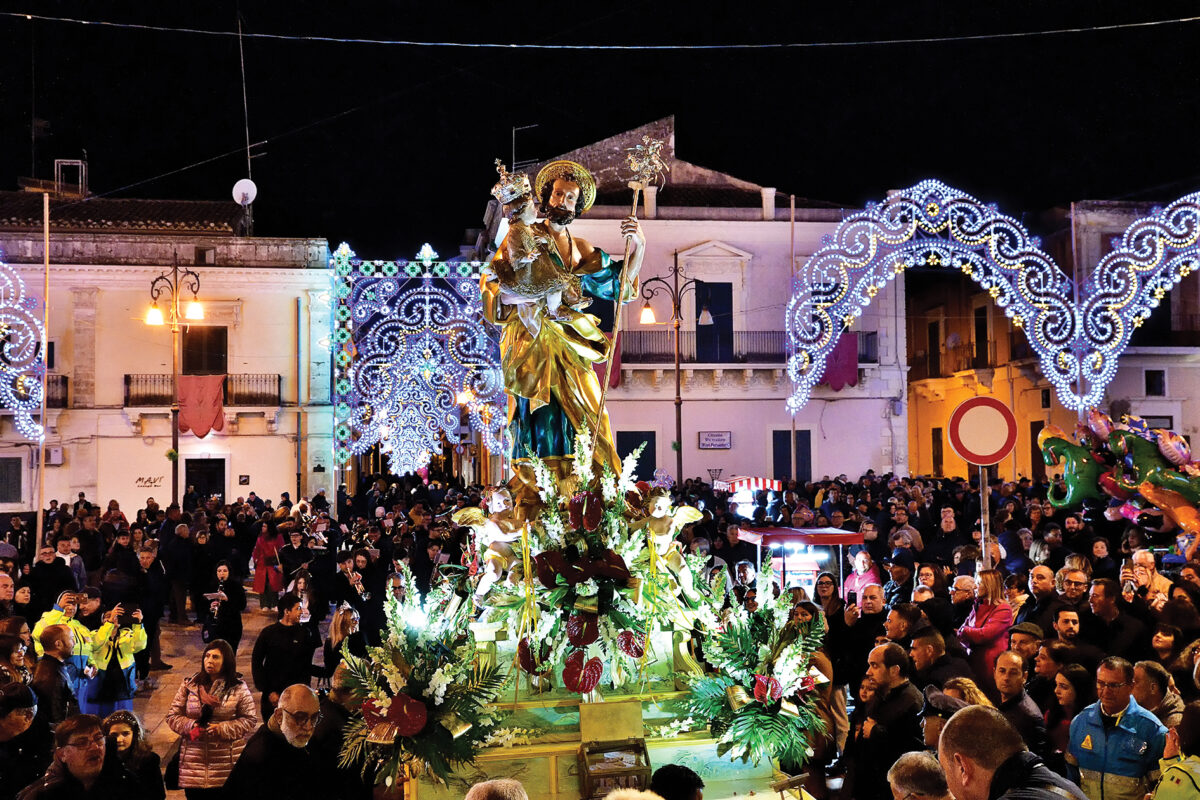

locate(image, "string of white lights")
(5, 11), (1200, 50)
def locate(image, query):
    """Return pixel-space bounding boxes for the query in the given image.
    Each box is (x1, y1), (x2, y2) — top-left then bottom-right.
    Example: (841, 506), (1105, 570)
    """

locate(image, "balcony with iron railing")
(620, 330), (879, 365)
(124, 373), (282, 406)
(909, 340), (997, 381)
(6, 374), (68, 408)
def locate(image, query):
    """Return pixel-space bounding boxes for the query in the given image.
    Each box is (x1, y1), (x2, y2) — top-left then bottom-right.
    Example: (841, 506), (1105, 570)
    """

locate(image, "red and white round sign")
(948, 396), (1018, 465)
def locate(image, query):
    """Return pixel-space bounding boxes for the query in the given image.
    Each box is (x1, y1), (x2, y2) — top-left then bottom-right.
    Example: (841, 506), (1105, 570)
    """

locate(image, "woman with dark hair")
(0, 634), (31, 685)
(916, 562), (950, 598)
(0, 683), (54, 800)
(203, 560), (247, 653)
(251, 521), (285, 612)
(813, 571), (844, 619)
(0, 618), (35, 674)
(166, 638), (257, 798)
(103, 710), (164, 800)
(1153, 700), (1200, 799)
(1044, 664), (1095, 777)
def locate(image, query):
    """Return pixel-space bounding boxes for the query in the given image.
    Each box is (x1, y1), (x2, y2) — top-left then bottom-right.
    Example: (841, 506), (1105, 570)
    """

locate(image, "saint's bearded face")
(540, 178), (581, 225)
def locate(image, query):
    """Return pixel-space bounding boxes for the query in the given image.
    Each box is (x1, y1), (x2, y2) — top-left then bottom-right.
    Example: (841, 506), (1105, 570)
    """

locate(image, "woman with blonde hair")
(957, 568), (1013, 694)
(317, 603), (367, 679)
(942, 676), (996, 708)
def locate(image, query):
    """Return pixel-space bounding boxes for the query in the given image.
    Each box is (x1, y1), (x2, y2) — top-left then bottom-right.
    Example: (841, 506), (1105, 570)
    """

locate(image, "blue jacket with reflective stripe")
(1067, 698), (1166, 800)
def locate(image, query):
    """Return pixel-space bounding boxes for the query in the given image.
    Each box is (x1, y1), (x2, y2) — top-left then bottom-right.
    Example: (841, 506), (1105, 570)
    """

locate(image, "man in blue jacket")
(1067, 656), (1167, 800)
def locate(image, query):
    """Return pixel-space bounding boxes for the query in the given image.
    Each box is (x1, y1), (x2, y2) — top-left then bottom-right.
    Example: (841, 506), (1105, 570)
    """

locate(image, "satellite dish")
(232, 178), (257, 207)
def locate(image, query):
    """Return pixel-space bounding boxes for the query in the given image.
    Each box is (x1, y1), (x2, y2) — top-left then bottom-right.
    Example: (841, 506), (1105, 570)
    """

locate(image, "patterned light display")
(330, 242), (507, 474)
(0, 253), (46, 440)
(787, 180), (1077, 410)
(1078, 191), (1200, 407)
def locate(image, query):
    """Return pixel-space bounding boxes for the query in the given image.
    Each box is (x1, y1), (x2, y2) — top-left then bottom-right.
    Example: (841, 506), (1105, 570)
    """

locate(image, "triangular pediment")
(678, 240), (754, 261)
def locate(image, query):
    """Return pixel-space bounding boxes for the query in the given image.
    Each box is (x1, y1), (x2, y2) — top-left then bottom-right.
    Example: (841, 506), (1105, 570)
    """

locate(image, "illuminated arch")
(330, 243), (507, 475)
(787, 180), (1078, 410)
(1078, 192), (1200, 405)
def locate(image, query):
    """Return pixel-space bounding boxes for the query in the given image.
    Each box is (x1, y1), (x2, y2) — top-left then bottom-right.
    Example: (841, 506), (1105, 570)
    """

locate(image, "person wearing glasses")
(1066, 657), (1167, 800)
(225, 685), (323, 797)
(165, 639), (257, 798)
(17, 713), (149, 799)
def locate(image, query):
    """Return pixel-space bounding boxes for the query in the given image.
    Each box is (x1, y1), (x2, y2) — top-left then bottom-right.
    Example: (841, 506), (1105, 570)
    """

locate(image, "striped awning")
(712, 475), (783, 493)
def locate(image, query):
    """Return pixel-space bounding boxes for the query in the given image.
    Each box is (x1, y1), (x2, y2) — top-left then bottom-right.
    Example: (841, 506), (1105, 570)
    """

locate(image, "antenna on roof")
(512, 124), (539, 172)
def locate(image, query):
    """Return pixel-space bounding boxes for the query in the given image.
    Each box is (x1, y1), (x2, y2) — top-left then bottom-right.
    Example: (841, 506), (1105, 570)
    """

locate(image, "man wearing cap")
(882, 548), (917, 607)
(921, 685), (968, 750)
(482, 159), (646, 488)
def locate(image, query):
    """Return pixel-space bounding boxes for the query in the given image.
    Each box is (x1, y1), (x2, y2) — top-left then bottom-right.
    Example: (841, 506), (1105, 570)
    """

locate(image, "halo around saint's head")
(534, 160), (597, 213)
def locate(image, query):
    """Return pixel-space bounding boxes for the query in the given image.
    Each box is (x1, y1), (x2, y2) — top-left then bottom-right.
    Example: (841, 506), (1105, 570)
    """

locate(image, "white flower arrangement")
(423, 665), (451, 706)
(572, 429), (595, 483)
(482, 727), (539, 748)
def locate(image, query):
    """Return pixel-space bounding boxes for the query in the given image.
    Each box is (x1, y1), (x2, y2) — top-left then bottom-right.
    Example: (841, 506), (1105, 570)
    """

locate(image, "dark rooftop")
(0, 191), (248, 234)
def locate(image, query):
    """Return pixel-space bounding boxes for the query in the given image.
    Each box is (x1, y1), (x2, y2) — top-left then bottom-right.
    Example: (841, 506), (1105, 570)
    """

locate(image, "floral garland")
(484, 429), (699, 694)
(339, 564), (509, 788)
(685, 570), (827, 766)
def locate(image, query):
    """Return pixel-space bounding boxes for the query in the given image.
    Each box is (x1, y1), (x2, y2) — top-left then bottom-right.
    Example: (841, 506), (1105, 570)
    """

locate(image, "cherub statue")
(630, 488), (704, 605)
(452, 487), (526, 608)
(488, 160), (585, 333)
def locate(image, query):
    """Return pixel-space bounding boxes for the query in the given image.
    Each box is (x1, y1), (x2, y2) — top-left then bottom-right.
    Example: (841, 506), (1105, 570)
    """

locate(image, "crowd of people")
(2, 468), (1200, 799)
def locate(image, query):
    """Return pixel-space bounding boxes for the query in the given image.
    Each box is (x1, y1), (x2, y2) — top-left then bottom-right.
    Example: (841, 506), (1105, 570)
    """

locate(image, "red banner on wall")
(178, 375), (226, 438)
(819, 332), (859, 391)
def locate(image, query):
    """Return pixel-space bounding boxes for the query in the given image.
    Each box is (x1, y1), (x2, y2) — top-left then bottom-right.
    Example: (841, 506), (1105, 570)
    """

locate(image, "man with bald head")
(938, 706), (1086, 800)
(1014, 564), (1064, 635)
(226, 684), (322, 795)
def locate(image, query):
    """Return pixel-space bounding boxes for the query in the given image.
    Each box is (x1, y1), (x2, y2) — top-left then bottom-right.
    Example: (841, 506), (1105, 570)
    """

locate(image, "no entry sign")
(948, 396), (1018, 465)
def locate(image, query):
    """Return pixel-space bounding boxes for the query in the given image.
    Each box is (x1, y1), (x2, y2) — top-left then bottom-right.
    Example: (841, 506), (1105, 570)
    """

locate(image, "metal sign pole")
(979, 463), (991, 570)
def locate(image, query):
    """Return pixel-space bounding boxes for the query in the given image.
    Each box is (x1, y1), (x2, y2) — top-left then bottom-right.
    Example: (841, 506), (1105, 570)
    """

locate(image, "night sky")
(1, 2), (1198, 256)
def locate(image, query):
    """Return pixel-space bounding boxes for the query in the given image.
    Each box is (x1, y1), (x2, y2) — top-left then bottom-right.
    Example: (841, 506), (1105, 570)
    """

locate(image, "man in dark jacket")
(832, 584), (887, 699)
(993, 651), (1047, 757)
(1015, 565), (1065, 635)
(251, 594), (318, 719)
(848, 643), (925, 800)
(26, 547), (75, 617)
(938, 706), (1087, 800)
(225, 685), (323, 797)
(31, 625), (78, 727)
(909, 628), (973, 691)
(882, 548), (917, 608)
(160, 524), (193, 624)
(310, 664), (374, 799)
(17, 714), (148, 800)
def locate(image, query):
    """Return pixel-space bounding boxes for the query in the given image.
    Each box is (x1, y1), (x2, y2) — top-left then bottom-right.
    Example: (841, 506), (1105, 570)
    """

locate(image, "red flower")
(562, 650), (604, 694)
(753, 674), (783, 703)
(568, 492), (604, 531)
(616, 631), (645, 658)
(387, 693), (428, 737)
(566, 612), (600, 647)
(798, 675), (817, 694)
(517, 637), (549, 674)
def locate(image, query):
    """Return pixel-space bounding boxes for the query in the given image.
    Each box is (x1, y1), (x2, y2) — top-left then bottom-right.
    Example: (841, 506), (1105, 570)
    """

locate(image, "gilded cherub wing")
(451, 507), (488, 530)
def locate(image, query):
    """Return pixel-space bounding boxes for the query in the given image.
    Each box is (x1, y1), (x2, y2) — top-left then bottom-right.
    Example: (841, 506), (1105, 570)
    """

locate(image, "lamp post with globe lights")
(144, 257), (203, 505)
(637, 250), (711, 486)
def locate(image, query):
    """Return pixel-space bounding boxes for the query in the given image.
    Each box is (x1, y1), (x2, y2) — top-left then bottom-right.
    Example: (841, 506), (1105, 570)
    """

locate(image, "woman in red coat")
(250, 522), (284, 612)
(957, 567), (1013, 696)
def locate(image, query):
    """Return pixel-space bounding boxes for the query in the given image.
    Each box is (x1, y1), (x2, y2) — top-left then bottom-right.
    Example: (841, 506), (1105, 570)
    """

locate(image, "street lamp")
(638, 250), (710, 487)
(145, 256), (202, 506)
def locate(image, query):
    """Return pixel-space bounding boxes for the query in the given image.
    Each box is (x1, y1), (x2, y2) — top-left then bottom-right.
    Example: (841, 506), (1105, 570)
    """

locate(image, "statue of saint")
(482, 159), (645, 493)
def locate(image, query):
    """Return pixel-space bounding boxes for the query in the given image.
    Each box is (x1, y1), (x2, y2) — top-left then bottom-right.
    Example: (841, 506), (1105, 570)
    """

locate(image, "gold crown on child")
(491, 159), (532, 205)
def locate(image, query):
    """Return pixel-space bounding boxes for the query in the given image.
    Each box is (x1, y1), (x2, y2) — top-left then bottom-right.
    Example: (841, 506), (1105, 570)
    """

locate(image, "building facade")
(0, 189), (333, 515)
(905, 200), (1200, 481)
(477, 118), (909, 484)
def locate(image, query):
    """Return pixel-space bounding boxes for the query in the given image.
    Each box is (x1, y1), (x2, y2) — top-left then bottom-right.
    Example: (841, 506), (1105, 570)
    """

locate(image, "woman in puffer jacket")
(165, 638), (257, 798)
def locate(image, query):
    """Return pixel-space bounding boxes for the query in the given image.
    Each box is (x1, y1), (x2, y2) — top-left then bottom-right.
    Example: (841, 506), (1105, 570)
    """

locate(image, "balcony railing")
(124, 373), (282, 406)
(946, 341), (997, 373)
(620, 330), (879, 365)
(1010, 332), (1036, 361)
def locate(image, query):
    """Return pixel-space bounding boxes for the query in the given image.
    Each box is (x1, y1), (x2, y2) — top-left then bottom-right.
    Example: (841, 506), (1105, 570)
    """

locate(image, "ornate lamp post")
(144, 257), (203, 505)
(638, 250), (707, 486)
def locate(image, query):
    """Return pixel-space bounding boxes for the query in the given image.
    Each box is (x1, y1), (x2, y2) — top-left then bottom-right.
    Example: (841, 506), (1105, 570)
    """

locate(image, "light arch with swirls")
(786, 180), (1079, 411)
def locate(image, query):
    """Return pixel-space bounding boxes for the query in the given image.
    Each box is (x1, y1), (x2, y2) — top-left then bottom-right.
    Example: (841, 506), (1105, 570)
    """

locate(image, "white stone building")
(0, 188), (333, 515)
(478, 118), (909, 484)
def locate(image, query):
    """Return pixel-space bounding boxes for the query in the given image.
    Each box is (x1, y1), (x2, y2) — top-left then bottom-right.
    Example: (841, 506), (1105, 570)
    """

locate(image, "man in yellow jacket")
(31, 591), (98, 700)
